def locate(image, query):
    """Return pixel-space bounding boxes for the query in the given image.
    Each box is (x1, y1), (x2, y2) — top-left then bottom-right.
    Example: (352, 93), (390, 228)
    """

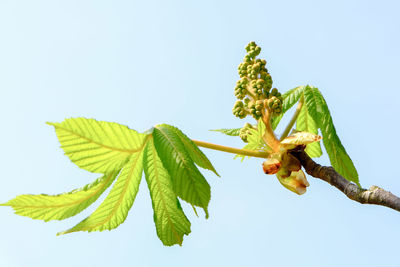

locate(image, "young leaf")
(1, 172), (118, 222)
(210, 128), (241, 136)
(143, 138), (191, 246)
(303, 86), (359, 185)
(166, 125), (219, 176)
(272, 86), (306, 130)
(296, 104), (322, 158)
(48, 118), (147, 174)
(59, 149), (145, 234)
(153, 125), (211, 217)
(235, 120), (269, 161)
(244, 119), (268, 151)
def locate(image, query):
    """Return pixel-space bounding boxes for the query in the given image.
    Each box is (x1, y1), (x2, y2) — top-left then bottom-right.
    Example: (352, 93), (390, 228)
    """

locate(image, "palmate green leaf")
(153, 125), (211, 217)
(4, 117), (219, 245)
(210, 128), (241, 136)
(169, 125), (219, 176)
(272, 86), (306, 130)
(59, 149), (145, 235)
(143, 138), (191, 246)
(0, 171), (118, 222)
(48, 118), (147, 174)
(303, 86), (360, 186)
(296, 104), (322, 158)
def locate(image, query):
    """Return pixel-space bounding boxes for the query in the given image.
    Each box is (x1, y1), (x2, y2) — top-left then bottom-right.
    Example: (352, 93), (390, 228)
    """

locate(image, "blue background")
(1, 0), (399, 266)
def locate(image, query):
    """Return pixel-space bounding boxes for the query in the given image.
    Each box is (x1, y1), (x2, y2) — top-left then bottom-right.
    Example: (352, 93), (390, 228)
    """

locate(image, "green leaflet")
(143, 138), (191, 246)
(167, 125), (219, 176)
(272, 86), (305, 130)
(210, 128), (241, 136)
(153, 125), (211, 217)
(59, 150), (145, 234)
(0, 172), (118, 222)
(48, 118), (147, 174)
(296, 104), (322, 158)
(303, 86), (360, 186)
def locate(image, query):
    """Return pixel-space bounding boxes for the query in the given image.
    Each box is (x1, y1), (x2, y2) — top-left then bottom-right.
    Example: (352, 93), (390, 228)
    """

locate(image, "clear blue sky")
(1, 0), (399, 266)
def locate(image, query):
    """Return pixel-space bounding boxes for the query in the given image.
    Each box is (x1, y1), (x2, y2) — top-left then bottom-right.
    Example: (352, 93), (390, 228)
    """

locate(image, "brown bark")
(290, 149), (400, 212)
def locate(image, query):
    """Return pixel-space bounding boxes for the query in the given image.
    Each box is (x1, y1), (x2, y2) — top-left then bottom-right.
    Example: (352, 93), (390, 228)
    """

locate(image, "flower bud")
(270, 88), (278, 96)
(246, 41), (256, 52)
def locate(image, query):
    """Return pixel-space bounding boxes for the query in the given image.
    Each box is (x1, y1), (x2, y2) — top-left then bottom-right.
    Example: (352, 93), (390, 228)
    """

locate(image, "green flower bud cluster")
(266, 95), (282, 114)
(249, 100), (264, 120)
(232, 100), (247, 119)
(234, 78), (249, 100)
(239, 122), (254, 143)
(245, 41), (261, 60)
(233, 42), (284, 119)
(236, 42), (272, 88)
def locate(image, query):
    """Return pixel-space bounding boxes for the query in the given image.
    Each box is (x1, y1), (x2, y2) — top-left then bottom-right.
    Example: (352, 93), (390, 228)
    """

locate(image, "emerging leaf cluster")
(214, 42), (358, 186)
(2, 118), (218, 246)
(281, 86), (358, 185)
(217, 85), (359, 186)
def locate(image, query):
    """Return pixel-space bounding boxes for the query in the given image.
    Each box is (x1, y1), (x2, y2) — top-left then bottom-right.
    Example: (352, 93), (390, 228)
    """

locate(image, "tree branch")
(291, 149), (400, 212)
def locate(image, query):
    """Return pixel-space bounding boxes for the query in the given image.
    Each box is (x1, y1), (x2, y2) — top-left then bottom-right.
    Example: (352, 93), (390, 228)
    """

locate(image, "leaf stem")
(192, 140), (269, 159)
(279, 95), (304, 141)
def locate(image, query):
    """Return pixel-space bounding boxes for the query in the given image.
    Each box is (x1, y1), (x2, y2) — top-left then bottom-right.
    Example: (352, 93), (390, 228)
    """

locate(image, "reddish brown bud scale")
(262, 159), (281, 174)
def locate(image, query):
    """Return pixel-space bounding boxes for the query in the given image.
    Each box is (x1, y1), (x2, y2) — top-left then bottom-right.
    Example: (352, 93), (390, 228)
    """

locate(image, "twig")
(291, 149), (400, 212)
